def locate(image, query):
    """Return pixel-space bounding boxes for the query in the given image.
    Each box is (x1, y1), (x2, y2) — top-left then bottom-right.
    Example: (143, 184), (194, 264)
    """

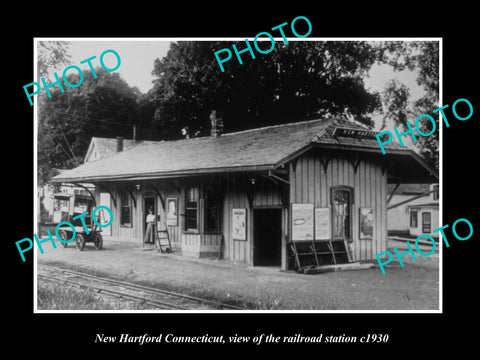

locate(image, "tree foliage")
(38, 68), (140, 184)
(39, 40), (439, 184)
(380, 79), (410, 130)
(37, 41), (71, 80)
(379, 41), (439, 170)
(140, 41), (382, 139)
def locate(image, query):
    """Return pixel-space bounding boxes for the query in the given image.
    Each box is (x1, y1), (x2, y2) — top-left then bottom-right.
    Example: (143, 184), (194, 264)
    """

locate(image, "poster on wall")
(359, 207), (374, 239)
(166, 198), (178, 226)
(315, 207), (330, 240)
(232, 208), (247, 241)
(291, 203), (314, 241)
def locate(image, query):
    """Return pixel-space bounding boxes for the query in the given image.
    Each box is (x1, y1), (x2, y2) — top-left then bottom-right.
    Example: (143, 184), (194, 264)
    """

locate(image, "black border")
(7, 5), (478, 355)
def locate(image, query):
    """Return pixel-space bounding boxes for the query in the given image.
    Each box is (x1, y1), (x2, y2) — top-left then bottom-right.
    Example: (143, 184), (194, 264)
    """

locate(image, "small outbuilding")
(51, 116), (438, 270)
(387, 183), (439, 238)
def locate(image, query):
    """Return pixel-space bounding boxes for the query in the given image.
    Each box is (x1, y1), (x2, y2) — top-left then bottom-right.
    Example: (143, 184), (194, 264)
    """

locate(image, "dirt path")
(36, 239), (439, 310)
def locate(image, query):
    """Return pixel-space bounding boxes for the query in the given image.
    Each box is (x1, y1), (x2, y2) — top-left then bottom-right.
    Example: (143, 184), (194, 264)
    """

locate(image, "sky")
(41, 39), (427, 133)
(66, 40), (171, 93)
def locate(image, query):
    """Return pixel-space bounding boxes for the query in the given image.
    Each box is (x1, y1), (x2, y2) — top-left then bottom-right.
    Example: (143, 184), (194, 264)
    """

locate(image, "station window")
(422, 212), (431, 233)
(331, 186), (353, 240)
(121, 191), (132, 226)
(410, 210), (418, 228)
(185, 187), (199, 231)
(204, 184), (221, 233)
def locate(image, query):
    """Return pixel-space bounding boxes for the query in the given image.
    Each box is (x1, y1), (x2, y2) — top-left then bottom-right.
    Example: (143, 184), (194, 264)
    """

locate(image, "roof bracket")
(320, 155), (331, 174)
(291, 158), (299, 173)
(268, 170), (290, 185)
(387, 189), (437, 210)
(104, 189), (117, 208)
(262, 174), (278, 184)
(347, 154), (361, 174)
(71, 182), (97, 208)
(123, 186), (137, 208)
(387, 182), (401, 204)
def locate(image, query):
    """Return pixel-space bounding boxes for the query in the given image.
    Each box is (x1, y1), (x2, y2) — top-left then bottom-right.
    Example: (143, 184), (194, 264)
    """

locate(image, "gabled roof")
(84, 137), (161, 163)
(52, 117), (438, 183)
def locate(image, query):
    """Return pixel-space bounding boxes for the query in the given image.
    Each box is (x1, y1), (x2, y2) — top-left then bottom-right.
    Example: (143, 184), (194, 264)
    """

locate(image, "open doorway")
(143, 196), (156, 243)
(253, 208), (282, 266)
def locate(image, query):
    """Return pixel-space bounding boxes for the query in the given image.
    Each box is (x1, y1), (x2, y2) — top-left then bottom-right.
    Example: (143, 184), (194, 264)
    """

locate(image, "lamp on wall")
(250, 178), (256, 185)
(135, 184), (141, 191)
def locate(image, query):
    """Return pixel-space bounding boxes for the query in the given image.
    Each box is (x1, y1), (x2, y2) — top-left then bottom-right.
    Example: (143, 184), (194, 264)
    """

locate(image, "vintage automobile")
(52, 192), (104, 251)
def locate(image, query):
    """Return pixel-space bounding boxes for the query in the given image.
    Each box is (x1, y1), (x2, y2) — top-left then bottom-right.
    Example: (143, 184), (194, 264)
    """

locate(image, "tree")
(380, 79), (411, 130)
(37, 41), (71, 80)
(38, 68), (140, 185)
(379, 41), (439, 170)
(141, 41), (382, 140)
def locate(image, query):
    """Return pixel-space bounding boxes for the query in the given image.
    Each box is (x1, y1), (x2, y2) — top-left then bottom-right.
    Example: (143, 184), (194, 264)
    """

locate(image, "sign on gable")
(332, 126), (377, 139)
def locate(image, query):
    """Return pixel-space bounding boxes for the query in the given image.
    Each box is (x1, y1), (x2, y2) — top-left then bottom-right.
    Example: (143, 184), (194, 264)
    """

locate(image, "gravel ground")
(36, 238), (440, 310)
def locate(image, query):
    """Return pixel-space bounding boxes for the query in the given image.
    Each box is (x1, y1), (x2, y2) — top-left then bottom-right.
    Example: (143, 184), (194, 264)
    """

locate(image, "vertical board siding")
(162, 183), (183, 250)
(99, 181), (185, 248)
(96, 151), (387, 265)
(288, 151), (387, 262)
(223, 174), (284, 264)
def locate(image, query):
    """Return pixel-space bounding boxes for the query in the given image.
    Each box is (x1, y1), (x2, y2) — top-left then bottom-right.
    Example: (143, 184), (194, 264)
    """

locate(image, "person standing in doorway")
(144, 207), (156, 245)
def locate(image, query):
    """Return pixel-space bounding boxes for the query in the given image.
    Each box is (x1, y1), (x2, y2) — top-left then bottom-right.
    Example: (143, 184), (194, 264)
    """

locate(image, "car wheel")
(75, 234), (85, 251)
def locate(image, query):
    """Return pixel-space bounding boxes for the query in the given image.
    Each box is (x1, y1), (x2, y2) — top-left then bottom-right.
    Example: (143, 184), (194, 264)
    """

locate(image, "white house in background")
(84, 136), (160, 162)
(408, 200), (439, 237)
(387, 183), (439, 238)
(40, 136), (162, 219)
(39, 175), (95, 221)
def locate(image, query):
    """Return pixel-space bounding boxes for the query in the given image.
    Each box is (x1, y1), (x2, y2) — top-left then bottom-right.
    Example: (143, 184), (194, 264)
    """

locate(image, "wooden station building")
(51, 116), (438, 270)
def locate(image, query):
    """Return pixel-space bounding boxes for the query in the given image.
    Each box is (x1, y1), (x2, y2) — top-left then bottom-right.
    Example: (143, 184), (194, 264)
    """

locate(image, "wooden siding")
(158, 182), (183, 251)
(95, 150), (388, 265)
(97, 179), (223, 257)
(182, 233), (223, 258)
(222, 175), (284, 264)
(223, 189), (250, 264)
(96, 181), (184, 249)
(289, 151), (387, 261)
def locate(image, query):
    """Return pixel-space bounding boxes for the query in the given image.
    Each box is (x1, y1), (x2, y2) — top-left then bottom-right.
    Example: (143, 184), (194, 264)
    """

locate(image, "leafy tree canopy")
(38, 68), (140, 184)
(37, 41), (71, 80)
(140, 41), (382, 139)
(38, 40), (439, 184)
(379, 41), (439, 170)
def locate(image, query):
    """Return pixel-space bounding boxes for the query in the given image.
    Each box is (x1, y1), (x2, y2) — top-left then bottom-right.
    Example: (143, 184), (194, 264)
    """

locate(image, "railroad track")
(37, 264), (243, 311)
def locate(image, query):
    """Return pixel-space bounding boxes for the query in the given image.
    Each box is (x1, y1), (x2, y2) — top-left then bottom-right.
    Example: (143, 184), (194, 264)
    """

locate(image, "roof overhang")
(383, 151), (438, 184)
(50, 164), (276, 184)
(51, 142), (438, 185)
(309, 143), (438, 184)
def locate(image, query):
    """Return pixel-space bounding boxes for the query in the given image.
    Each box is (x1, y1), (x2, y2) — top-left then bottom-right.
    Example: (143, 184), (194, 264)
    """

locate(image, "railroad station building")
(51, 115), (438, 270)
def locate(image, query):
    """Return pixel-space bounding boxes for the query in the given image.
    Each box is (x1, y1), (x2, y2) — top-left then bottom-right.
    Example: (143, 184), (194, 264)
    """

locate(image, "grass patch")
(37, 280), (115, 310)
(37, 279), (155, 310)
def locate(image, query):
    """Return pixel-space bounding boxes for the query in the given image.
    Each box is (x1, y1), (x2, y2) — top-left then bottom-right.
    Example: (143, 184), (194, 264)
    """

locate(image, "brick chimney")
(210, 110), (224, 137)
(116, 136), (124, 152)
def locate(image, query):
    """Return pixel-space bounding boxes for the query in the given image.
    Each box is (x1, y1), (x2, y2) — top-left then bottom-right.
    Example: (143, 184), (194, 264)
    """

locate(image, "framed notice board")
(291, 203), (314, 241)
(166, 198), (178, 226)
(232, 208), (247, 241)
(315, 207), (330, 240)
(359, 207), (374, 240)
